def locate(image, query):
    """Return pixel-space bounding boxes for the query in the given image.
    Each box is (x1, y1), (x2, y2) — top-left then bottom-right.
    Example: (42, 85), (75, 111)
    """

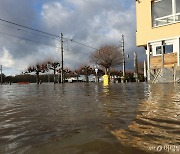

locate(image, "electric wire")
(0, 29), (130, 58)
(0, 19), (136, 75)
(0, 23), (59, 41)
(0, 31), (61, 49)
(70, 39), (98, 50)
(0, 18), (124, 57)
(0, 18), (100, 51)
(0, 18), (60, 38)
(0, 31), (93, 56)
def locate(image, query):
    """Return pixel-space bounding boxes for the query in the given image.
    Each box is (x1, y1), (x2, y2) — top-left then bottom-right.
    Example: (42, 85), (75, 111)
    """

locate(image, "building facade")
(136, 0), (180, 83)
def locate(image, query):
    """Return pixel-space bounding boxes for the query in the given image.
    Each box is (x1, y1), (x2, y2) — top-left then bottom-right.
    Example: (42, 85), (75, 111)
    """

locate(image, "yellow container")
(103, 74), (109, 86)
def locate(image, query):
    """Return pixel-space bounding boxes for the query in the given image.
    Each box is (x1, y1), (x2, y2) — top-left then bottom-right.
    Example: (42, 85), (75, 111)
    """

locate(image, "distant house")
(136, 0), (180, 83)
(66, 75), (97, 83)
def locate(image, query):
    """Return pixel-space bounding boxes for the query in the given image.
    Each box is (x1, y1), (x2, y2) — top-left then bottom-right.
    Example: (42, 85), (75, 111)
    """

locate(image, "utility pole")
(144, 60), (147, 82)
(0, 65), (2, 85)
(61, 33), (64, 83)
(134, 52), (138, 82)
(121, 34), (125, 82)
(121, 34), (125, 77)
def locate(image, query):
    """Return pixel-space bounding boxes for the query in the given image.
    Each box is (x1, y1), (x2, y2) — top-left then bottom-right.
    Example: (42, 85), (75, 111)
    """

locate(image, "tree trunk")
(76, 75), (79, 82)
(86, 75), (89, 83)
(53, 68), (56, 84)
(36, 71), (40, 84)
(105, 68), (109, 75)
(86, 68), (89, 83)
(105, 68), (107, 75)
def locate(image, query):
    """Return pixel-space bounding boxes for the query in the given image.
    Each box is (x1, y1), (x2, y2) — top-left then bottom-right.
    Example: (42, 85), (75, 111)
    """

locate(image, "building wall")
(136, 0), (180, 46)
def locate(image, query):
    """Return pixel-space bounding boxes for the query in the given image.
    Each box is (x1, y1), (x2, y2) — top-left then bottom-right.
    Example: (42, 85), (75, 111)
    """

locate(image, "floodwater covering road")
(0, 83), (180, 154)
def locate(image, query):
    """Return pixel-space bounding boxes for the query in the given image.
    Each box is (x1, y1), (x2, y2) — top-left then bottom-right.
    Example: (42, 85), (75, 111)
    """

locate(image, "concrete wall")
(151, 66), (180, 83)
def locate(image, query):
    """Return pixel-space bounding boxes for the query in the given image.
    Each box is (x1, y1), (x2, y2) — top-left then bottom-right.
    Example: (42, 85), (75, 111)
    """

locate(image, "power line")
(0, 18), (97, 49)
(0, 23), (59, 41)
(0, 30), (94, 56)
(0, 18), (100, 51)
(70, 39), (98, 50)
(0, 18), (60, 38)
(0, 31), (93, 57)
(67, 49), (92, 55)
(0, 30), (125, 58)
(0, 31), (60, 49)
(0, 18), (123, 55)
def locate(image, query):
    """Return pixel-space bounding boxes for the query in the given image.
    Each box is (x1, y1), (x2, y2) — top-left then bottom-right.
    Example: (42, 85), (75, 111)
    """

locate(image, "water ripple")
(0, 83), (180, 154)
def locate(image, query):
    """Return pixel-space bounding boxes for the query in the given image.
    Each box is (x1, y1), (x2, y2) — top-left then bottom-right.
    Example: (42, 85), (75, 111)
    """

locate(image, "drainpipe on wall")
(144, 60), (147, 82)
(178, 38), (180, 66)
(161, 40), (165, 68)
(146, 44), (151, 81)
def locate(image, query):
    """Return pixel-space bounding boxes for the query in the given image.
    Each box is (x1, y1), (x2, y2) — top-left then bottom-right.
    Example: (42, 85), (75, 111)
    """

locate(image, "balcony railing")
(153, 13), (180, 27)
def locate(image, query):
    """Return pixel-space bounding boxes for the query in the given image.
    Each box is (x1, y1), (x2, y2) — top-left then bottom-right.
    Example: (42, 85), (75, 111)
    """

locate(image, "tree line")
(1, 70), (144, 84)
(1, 44), (145, 84)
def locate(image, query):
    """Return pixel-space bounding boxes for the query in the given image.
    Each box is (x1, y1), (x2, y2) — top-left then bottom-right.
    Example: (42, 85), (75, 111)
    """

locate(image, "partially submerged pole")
(134, 52), (138, 82)
(121, 34), (125, 82)
(61, 33), (64, 83)
(0, 65), (2, 85)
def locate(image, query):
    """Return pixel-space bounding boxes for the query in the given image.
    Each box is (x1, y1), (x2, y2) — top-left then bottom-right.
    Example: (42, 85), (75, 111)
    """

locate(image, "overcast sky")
(0, 0), (145, 76)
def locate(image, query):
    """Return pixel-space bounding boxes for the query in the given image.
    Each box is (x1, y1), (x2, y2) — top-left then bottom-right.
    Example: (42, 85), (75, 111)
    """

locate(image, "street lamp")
(95, 67), (98, 83)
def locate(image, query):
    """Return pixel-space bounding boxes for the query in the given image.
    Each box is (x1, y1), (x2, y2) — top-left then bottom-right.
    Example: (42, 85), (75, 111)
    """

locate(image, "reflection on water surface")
(112, 84), (180, 153)
(0, 83), (179, 154)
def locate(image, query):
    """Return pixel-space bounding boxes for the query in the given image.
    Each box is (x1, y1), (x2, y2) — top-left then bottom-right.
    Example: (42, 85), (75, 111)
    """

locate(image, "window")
(175, 0), (180, 21)
(155, 44), (173, 55)
(164, 44), (173, 53)
(150, 39), (176, 56)
(156, 46), (162, 55)
(176, 0), (180, 13)
(153, 0), (172, 18)
(152, 0), (180, 27)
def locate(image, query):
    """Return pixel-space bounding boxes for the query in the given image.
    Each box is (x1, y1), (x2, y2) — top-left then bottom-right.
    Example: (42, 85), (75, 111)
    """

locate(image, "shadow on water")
(0, 83), (180, 154)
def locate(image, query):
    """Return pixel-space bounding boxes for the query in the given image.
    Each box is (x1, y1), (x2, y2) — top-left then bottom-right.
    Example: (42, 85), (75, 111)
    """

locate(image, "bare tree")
(74, 69), (81, 82)
(47, 62), (60, 84)
(77, 65), (93, 83)
(27, 63), (48, 84)
(91, 45), (122, 74)
(64, 68), (74, 79)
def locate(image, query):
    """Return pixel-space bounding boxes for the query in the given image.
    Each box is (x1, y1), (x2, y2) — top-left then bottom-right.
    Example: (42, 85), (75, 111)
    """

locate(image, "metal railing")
(153, 13), (180, 27)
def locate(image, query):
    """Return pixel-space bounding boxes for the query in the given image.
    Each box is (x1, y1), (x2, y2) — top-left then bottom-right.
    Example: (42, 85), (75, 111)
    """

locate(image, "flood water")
(0, 83), (180, 154)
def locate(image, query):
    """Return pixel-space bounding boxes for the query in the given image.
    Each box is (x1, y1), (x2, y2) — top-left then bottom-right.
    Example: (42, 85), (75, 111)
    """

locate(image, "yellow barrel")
(103, 74), (109, 86)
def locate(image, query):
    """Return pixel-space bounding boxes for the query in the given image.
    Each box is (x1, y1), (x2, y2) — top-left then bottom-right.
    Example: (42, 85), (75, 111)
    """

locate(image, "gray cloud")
(0, 0), (145, 75)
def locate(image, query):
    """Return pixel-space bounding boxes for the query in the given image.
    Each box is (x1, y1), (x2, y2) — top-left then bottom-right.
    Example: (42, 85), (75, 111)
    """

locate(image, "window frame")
(152, 0), (180, 27)
(150, 40), (175, 56)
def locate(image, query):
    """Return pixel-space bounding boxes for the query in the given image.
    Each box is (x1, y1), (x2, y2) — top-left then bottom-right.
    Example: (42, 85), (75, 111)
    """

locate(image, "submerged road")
(0, 83), (179, 154)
